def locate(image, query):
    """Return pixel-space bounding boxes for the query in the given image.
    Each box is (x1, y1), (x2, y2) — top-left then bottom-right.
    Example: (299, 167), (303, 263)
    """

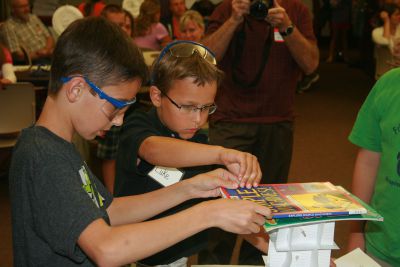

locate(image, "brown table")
(16, 69), (50, 88)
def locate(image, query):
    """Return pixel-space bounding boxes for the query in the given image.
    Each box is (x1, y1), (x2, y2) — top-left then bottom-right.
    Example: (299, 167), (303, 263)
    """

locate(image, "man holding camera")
(201, 0), (318, 264)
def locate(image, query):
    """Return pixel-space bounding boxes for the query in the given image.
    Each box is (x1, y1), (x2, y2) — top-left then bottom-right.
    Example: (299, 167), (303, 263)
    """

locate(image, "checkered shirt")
(96, 126), (121, 160)
(3, 14), (50, 54)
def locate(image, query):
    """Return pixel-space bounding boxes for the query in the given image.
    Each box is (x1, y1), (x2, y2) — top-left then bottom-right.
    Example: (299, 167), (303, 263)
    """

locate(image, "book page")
(334, 248), (381, 267)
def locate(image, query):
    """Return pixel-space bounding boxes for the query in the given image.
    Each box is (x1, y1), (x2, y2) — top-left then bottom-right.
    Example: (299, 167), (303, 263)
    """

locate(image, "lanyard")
(231, 19), (273, 88)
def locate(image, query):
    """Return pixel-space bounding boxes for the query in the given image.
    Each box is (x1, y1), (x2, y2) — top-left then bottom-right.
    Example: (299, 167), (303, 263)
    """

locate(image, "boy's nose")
(111, 113), (124, 127)
(192, 110), (202, 123)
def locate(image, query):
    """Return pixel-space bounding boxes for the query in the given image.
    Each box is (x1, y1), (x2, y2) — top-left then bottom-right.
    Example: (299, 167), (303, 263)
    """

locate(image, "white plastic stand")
(264, 222), (339, 267)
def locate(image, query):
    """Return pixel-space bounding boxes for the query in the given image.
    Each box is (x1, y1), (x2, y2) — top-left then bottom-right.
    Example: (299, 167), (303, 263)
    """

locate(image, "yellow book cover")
(220, 182), (367, 218)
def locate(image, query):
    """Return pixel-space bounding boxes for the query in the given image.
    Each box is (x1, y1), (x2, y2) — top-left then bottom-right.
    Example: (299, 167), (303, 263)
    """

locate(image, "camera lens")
(250, 0), (273, 20)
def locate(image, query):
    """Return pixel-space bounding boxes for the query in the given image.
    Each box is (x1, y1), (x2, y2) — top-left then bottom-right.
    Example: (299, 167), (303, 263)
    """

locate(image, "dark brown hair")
(100, 4), (124, 17)
(49, 17), (148, 95)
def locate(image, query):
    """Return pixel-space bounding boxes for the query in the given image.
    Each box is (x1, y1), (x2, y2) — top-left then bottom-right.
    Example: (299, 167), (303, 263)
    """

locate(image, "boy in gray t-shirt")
(9, 17), (272, 266)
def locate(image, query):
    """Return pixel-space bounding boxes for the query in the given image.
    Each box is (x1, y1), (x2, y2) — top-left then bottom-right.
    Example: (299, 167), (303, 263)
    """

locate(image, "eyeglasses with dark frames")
(160, 90), (217, 115)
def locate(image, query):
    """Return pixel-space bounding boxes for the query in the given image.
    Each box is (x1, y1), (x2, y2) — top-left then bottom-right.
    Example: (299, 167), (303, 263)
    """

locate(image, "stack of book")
(221, 182), (383, 267)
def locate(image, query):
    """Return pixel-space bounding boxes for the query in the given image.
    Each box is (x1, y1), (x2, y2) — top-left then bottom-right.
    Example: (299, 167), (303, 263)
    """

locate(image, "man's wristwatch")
(279, 24), (295, 37)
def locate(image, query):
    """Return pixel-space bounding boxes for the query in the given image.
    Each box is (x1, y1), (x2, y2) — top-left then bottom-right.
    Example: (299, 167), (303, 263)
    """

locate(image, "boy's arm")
(79, 187), (271, 266)
(347, 148), (381, 252)
(107, 168), (238, 225)
(242, 229), (269, 253)
(139, 136), (261, 186)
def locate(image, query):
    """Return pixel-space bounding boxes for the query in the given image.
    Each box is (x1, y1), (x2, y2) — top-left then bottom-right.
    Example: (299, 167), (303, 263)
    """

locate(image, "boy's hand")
(184, 168), (239, 198)
(219, 148), (262, 188)
(206, 198), (272, 234)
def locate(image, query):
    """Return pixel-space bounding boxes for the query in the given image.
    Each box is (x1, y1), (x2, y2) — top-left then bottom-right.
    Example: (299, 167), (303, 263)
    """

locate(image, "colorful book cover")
(220, 182), (368, 218)
(263, 186), (383, 232)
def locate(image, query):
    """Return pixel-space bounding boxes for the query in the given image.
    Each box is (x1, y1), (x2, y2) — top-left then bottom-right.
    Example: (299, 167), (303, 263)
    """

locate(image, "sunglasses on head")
(151, 40), (217, 84)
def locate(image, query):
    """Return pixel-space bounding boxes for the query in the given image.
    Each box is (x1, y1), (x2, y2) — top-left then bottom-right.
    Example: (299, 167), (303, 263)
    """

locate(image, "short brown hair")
(151, 44), (224, 93)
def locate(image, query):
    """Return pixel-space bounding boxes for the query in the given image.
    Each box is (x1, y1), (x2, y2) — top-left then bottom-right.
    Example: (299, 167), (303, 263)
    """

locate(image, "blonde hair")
(179, 10), (205, 32)
(135, 0), (160, 37)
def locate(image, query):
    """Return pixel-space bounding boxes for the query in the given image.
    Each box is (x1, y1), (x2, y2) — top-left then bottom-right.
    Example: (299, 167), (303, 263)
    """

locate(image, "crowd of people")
(1, 0), (400, 266)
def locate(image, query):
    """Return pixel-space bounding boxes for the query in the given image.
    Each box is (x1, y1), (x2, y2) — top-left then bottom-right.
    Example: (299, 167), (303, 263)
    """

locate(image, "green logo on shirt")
(79, 165), (104, 208)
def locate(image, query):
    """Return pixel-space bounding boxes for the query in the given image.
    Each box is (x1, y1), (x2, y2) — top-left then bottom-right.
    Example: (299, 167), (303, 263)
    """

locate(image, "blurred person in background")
(371, 3), (400, 79)
(326, 0), (351, 63)
(122, 0), (144, 18)
(180, 10), (205, 42)
(134, 0), (172, 50)
(202, 0), (319, 263)
(124, 9), (135, 37)
(3, 0), (54, 64)
(101, 4), (135, 38)
(78, 0), (106, 17)
(161, 0), (187, 39)
(101, 4), (126, 32)
(371, 3), (400, 50)
(0, 40), (16, 87)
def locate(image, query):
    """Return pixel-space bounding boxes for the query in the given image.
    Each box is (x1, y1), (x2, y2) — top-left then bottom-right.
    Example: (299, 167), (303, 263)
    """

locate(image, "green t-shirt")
(349, 68), (400, 265)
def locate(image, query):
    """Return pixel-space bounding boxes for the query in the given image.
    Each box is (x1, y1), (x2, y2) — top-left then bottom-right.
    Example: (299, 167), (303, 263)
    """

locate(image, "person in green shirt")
(348, 68), (400, 266)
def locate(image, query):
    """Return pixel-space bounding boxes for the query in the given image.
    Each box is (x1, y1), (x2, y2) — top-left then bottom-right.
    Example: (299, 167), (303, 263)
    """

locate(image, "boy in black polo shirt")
(114, 41), (266, 266)
(9, 19), (271, 266)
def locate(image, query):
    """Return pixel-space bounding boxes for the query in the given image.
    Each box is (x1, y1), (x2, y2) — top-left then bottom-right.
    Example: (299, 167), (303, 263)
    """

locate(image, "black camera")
(250, 0), (274, 20)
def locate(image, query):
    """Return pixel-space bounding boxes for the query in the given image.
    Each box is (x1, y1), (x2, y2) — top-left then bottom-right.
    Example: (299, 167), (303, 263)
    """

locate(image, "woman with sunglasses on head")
(9, 18), (271, 266)
(133, 0), (172, 50)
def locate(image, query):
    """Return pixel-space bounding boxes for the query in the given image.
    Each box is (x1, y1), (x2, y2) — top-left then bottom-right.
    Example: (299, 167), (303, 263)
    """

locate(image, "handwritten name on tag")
(274, 28), (284, 43)
(148, 166), (184, 187)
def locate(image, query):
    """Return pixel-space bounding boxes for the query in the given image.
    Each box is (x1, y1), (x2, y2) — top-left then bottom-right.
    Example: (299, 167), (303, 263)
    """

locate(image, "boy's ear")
(65, 78), (85, 103)
(149, 85), (162, 107)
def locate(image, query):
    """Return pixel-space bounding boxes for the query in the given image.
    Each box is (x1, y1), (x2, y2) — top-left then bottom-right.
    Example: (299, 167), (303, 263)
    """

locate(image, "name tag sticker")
(274, 28), (284, 43)
(148, 166), (184, 187)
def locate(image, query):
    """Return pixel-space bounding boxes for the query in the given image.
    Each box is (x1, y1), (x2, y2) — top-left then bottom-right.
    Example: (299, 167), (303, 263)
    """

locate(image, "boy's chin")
(80, 131), (102, 141)
(178, 132), (196, 140)
(97, 130), (107, 138)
